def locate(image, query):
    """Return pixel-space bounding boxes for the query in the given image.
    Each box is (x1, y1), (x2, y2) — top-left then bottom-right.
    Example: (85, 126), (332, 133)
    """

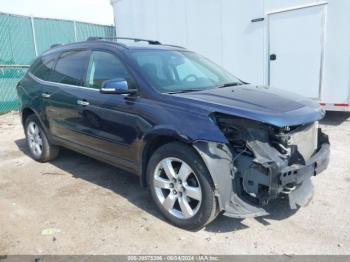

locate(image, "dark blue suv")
(17, 37), (330, 230)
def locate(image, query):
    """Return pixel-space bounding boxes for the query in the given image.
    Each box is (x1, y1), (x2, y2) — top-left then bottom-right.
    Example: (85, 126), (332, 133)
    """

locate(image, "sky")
(0, 0), (114, 25)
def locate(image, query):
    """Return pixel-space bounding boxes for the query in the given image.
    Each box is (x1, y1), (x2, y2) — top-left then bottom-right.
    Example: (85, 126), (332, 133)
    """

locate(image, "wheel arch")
(21, 107), (36, 126)
(139, 129), (219, 194)
(21, 106), (51, 141)
(139, 128), (194, 187)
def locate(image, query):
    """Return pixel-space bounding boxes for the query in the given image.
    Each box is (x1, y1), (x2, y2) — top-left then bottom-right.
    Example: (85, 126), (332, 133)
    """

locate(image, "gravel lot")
(0, 111), (349, 255)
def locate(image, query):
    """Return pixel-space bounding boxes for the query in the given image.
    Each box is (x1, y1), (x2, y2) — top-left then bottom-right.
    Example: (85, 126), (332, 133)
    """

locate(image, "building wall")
(113, 0), (265, 84)
(264, 0), (350, 104)
(112, 0), (350, 105)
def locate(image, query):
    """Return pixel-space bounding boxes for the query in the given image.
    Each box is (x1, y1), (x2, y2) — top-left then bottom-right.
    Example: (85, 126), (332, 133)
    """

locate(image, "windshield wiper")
(166, 89), (202, 94)
(216, 82), (243, 88)
(166, 82), (244, 94)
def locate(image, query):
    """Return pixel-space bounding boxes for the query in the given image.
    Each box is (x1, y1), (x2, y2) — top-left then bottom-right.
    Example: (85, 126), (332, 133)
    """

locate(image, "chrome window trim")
(28, 72), (99, 92)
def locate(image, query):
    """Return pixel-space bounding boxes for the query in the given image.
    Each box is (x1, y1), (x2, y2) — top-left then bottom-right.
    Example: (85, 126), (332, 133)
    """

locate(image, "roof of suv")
(43, 37), (187, 56)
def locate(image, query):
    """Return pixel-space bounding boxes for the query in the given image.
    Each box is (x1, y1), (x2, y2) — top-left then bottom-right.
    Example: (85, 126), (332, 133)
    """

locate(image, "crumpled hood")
(175, 85), (324, 127)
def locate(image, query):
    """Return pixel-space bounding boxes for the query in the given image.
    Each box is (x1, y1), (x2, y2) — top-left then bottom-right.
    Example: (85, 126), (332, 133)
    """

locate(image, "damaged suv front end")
(194, 113), (330, 218)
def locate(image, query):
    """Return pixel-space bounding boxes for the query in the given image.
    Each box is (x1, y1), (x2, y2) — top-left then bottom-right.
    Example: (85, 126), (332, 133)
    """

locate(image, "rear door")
(28, 53), (58, 128)
(268, 4), (326, 99)
(45, 49), (90, 141)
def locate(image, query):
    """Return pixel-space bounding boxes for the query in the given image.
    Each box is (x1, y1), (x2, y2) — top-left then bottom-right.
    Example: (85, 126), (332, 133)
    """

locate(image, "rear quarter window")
(30, 53), (57, 81)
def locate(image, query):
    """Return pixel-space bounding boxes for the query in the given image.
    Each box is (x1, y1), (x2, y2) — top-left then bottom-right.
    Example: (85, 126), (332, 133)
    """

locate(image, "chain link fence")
(0, 12), (115, 113)
(0, 65), (29, 112)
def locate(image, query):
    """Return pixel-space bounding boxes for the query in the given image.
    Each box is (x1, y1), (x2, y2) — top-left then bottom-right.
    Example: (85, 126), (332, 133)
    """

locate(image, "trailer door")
(268, 4), (326, 99)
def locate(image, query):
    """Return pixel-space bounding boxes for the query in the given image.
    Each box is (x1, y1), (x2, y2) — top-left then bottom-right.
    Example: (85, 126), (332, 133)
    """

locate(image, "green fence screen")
(0, 66), (28, 112)
(0, 12), (115, 113)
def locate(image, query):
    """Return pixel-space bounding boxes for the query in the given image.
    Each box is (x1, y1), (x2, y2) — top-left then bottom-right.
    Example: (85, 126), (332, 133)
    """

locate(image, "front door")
(73, 50), (141, 170)
(268, 4), (326, 99)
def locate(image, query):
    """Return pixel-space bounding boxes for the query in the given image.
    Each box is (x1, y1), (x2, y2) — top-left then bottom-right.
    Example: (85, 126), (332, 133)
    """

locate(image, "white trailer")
(111, 0), (350, 111)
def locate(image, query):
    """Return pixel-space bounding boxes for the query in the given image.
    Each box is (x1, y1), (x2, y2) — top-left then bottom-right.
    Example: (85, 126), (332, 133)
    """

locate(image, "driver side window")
(85, 51), (134, 89)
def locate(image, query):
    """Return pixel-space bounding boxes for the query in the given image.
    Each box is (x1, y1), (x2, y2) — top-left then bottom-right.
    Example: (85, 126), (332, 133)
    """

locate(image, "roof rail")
(161, 44), (185, 49)
(87, 37), (162, 45)
(50, 43), (62, 49)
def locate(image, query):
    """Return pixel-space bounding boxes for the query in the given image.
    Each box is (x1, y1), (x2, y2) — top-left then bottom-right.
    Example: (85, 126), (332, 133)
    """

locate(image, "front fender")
(142, 126), (193, 145)
(137, 126), (194, 181)
(193, 140), (269, 218)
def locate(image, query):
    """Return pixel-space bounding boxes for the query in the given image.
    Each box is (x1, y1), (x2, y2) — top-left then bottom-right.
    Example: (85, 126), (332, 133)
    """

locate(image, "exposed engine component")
(212, 113), (329, 207)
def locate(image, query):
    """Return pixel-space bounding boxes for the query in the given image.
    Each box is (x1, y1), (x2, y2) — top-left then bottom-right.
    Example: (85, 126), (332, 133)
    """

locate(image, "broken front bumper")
(279, 142), (329, 209)
(193, 133), (330, 218)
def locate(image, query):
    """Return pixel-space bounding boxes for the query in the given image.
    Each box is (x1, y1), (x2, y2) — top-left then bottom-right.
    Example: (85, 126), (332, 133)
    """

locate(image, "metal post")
(73, 20), (77, 41)
(30, 16), (38, 56)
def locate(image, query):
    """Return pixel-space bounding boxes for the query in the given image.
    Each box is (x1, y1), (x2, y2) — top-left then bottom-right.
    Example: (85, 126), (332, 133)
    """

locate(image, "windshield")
(130, 50), (242, 93)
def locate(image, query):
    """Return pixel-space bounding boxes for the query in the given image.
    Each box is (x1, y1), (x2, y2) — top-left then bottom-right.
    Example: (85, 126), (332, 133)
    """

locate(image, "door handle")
(42, 92), (51, 98)
(77, 99), (90, 106)
(270, 54), (277, 61)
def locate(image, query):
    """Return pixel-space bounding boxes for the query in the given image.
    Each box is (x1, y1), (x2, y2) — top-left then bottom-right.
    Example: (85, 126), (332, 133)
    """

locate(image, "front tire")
(147, 142), (218, 230)
(24, 114), (59, 162)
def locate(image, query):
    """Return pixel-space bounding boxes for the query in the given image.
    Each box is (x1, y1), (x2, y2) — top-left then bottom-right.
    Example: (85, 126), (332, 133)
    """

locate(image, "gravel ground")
(0, 111), (349, 255)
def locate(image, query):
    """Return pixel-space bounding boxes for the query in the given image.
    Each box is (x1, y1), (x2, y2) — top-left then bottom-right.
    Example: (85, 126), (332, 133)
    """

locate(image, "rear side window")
(30, 54), (57, 81)
(50, 50), (90, 86)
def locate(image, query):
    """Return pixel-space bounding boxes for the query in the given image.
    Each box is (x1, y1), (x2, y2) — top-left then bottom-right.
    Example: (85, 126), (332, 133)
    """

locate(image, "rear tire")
(24, 114), (59, 162)
(147, 142), (218, 230)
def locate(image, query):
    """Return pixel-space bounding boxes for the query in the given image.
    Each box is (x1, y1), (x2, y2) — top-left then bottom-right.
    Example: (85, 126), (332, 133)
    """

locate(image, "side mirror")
(100, 78), (137, 95)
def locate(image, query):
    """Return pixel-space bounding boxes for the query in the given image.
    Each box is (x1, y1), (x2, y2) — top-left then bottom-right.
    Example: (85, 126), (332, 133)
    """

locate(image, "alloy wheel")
(153, 157), (202, 219)
(26, 121), (43, 158)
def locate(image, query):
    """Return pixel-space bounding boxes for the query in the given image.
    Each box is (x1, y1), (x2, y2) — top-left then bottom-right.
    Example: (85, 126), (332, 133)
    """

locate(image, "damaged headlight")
(211, 113), (319, 164)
